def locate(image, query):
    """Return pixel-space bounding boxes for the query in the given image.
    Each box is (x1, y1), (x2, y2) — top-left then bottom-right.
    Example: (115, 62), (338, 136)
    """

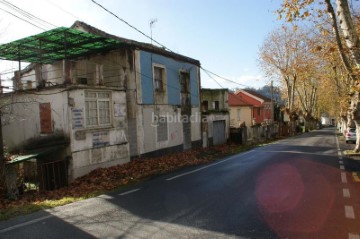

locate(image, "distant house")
(200, 89), (229, 147)
(228, 92), (252, 127)
(0, 21), (201, 190)
(229, 89), (273, 126)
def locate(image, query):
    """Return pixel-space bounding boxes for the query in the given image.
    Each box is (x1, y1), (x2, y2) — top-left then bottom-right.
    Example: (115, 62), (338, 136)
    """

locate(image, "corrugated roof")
(0, 21), (201, 66)
(0, 27), (124, 64)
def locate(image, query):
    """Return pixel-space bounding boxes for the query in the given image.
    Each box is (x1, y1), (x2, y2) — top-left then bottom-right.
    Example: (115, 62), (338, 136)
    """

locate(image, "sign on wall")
(93, 131), (110, 148)
(72, 108), (84, 129)
(39, 103), (53, 134)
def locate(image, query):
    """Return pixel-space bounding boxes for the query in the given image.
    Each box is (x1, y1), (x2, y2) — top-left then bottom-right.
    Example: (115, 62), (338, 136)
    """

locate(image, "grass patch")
(343, 150), (360, 157)
(0, 195), (96, 221)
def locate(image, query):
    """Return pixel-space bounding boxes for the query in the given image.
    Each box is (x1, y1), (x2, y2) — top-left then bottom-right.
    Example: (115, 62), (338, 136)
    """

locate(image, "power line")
(45, 0), (80, 20)
(0, 0), (56, 29)
(201, 67), (250, 88)
(89, 0), (173, 52)
(0, 6), (46, 30)
(88, 0), (252, 90)
(201, 68), (224, 88)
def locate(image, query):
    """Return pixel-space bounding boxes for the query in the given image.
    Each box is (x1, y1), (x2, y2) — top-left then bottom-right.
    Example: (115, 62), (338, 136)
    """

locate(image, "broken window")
(213, 101), (219, 110)
(180, 71), (190, 93)
(153, 65), (165, 92)
(202, 100), (209, 112)
(85, 91), (111, 127)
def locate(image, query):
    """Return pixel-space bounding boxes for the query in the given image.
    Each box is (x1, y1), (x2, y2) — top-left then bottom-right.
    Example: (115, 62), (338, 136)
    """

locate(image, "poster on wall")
(114, 103), (126, 117)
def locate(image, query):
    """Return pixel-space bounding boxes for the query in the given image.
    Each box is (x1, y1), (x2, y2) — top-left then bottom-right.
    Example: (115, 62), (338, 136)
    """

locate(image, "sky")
(0, 0), (283, 90)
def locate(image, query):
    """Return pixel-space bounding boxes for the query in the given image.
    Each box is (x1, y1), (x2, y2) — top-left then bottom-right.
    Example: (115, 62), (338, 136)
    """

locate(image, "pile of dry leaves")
(0, 144), (239, 210)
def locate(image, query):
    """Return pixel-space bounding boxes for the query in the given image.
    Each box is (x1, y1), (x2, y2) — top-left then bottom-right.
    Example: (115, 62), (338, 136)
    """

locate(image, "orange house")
(229, 89), (272, 125)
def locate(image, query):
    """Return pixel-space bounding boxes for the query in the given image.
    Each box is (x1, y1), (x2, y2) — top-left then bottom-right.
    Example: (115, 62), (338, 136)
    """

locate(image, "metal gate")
(213, 120), (226, 145)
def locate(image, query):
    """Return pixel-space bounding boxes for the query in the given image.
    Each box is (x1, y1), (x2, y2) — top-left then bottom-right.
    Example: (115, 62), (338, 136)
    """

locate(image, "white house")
(0, 21), (201, 190)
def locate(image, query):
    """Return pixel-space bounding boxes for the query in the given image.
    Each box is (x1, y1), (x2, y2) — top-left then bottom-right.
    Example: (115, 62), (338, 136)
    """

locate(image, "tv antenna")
(149, 18), (157, 45)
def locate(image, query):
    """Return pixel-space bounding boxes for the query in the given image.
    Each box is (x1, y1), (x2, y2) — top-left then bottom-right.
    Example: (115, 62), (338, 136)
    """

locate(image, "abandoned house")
(0, 21), (201, 190)
(200, 89), (229, 147)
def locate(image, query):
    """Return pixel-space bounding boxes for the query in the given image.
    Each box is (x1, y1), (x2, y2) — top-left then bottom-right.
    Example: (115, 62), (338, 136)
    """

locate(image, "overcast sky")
(0, 0), (283, 90)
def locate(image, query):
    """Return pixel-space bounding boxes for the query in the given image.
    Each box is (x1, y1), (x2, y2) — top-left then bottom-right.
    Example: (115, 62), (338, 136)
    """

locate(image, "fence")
(5, 157), (69, 197)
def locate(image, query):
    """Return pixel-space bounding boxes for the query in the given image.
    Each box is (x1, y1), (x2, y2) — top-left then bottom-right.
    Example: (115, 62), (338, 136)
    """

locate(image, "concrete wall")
(136, 105), (201, 156)
(2, 89), (70, 151)
(201, 89), (228, 111)
(16, 49), (133, 91)
(2, 86), (130, 181)
(68, 89), (129, 179)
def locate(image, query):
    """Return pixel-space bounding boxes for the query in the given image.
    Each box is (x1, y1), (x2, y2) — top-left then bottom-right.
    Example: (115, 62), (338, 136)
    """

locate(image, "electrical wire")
(201, 68), (224, 88)
(0, 6), (46, 30)
(89, 0), (174, 53)
(0, 0), (56, 29)
(201, 67), (250, 88)
(44, 0), (80, 20)
(88, 0), (252, 90)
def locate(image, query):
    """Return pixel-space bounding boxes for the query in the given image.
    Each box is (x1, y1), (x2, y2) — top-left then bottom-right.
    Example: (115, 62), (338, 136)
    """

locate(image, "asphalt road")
(1, 127), (360, 239)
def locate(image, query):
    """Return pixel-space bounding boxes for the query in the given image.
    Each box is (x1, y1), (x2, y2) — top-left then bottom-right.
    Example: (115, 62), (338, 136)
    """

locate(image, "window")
(237, 109), (241, 121)
(153, 66), (165, 92)
(180, 71), (190, 93)
(213, 101), (219, 110)
(85, 91), (111, 127)
(39, 103), (53, 134)
(257, 107), (261, 116)
(202, 100), (209, 112)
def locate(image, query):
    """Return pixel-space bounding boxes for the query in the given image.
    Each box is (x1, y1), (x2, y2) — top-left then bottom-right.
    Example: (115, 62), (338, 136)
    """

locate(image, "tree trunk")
(325, 0), (356, 81)
(333, 0), (360, 151)
(336, 0), (360, 68)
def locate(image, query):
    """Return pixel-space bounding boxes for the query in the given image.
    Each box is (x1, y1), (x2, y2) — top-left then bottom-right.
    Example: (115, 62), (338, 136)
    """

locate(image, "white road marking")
(342, 172), (348, 183)
(166, 151), (254, 181)
(340, 165), (345, 170)
(97, 195), (114, 199)
(0, 215), (53, 234)
(339, 156), (343, 160)
(338, 151), (342, 156)
(345, 205), (356, 219)
(349, 233), (360, 239)
(119, 188), (140, 196)
(343, 188), (351, 198)
(340, 160), (344, 164)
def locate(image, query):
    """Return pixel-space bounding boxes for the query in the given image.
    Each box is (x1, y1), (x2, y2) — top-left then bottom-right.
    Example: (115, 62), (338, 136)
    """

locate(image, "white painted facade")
(2, 87), (129, 181)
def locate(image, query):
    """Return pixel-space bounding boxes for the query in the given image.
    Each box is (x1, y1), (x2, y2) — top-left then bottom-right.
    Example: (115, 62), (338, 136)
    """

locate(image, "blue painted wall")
(139, 51), (199, 106)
